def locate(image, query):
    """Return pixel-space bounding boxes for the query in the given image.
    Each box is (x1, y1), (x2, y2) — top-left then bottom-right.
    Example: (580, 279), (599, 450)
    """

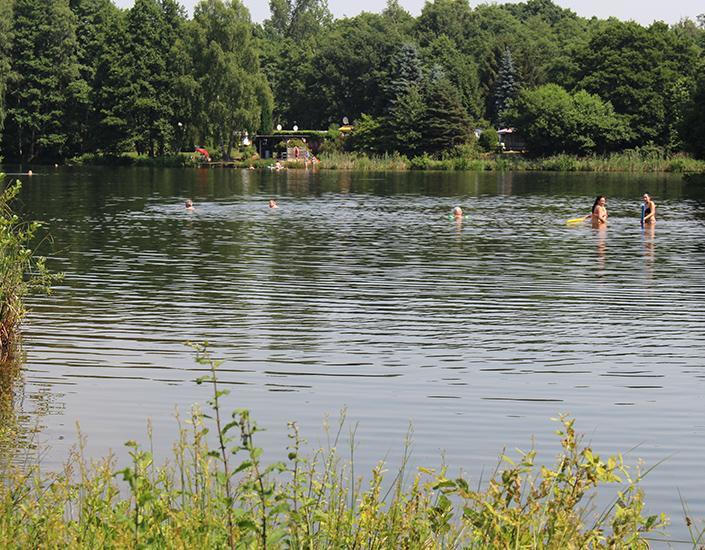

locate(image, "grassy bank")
(0, 177), (59, 357)
(3, 345), (701, 548)
(313, 150), (705, 173)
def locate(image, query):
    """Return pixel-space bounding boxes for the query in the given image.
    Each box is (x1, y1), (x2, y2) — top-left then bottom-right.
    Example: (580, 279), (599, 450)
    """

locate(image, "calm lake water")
(6, 167), (705, 543)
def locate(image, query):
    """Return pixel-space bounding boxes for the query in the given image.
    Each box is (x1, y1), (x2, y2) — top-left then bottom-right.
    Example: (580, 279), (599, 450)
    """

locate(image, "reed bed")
(2, 344), (699, 549)
(310, 151), (705, 173)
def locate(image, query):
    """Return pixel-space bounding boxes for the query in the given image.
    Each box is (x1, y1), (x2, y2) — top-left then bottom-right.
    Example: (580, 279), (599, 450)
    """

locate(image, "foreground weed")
(0, 177), (61, 356)
(0, 347), (682, 548)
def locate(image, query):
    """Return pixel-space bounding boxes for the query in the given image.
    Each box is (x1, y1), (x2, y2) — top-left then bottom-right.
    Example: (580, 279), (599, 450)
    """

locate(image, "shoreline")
(5, 150), (705, 174)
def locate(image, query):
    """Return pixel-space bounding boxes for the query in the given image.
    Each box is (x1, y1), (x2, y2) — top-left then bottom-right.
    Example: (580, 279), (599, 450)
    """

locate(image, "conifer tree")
(384, 43), (423, 106)
(493, 47), (519, 127)
(125, 0), (174, 156)
(0, 0), (12, 135)
(90, 7), (134, 154)
(2, 0), (82, 162)
(420, 68), (472, 154)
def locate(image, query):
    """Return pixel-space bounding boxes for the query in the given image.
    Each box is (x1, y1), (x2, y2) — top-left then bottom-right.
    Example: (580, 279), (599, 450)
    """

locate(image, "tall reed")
(310, 151), (705, 173)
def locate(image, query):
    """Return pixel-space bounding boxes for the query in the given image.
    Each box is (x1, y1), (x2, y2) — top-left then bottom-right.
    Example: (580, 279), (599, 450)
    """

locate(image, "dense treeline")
(0, 0), (704, 163)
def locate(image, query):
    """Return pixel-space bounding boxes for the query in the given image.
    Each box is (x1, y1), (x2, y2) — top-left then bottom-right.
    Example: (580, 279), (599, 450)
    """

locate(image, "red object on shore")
(195, 147), (210, 157)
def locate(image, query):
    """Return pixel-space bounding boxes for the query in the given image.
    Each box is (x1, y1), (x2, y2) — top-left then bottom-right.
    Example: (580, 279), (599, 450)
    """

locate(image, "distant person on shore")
(585, 195), (607, 227)
(452, 206), (463, 219)
(642, 193), (656, 225)
(268, 199), (278, 209)
(185, 198), (194, 211)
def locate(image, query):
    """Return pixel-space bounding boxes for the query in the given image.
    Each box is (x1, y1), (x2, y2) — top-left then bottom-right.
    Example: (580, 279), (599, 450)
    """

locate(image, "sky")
(114, 0), (704, 26)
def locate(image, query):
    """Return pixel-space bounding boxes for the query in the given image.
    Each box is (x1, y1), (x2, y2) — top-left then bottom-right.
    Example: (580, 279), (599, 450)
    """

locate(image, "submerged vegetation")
(3, 345), (703, 548)
(0, 177), (58, 357)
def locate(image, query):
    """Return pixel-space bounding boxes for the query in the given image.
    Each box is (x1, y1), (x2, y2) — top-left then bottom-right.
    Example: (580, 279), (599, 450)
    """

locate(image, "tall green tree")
(419, 69), (472, 154)
(2, 0), (82, 162)
(575, 20), (699, 147)
(421, 34), (482, 120)
(0, 0), (12, 136)
(303, 12), (409, 127)
(68, 0), (120, 155)
(89, 6), (134, 153)
(414, 0), (472, 49)
(384, 43), (423, 106)
(493, 48), (519, 126)
(681, 68), (705, 158)
(123, 0), (183, 156)
(192, 0), (272, 159)
(264, 0), (331, 42)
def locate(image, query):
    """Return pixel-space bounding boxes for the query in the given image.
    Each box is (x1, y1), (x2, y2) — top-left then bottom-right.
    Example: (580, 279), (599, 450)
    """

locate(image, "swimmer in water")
(185, 199), (194, 210)
(585, 195), (607, 227)
(268, 199), (278, 209)
(452, 206), (463, 219)
(642, 192), (656, 225)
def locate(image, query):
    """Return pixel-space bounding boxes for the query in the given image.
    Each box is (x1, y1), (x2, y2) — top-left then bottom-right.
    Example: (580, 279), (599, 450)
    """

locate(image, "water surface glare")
(12, 168), (705, 542)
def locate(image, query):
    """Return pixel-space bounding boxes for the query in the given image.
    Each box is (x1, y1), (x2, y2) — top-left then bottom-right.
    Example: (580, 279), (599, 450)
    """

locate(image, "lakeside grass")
(65, 148), (705, 173)
(3, 345), (702, 548)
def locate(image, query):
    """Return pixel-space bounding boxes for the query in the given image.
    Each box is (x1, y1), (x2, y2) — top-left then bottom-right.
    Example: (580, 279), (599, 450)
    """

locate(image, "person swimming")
(585, 195), (607, 227)
(642, 193), (656, 225)
(185, 199), (194, 210)
(452, 206), (463, 219)
(268, 199), (278, 209)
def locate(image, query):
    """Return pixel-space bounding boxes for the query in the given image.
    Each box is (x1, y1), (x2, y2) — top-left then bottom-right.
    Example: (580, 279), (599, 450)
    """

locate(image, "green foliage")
(345, 114), (385, 155)
(507, 83), (631, 155)
(384, 43), (423, 105)
(191, 0), (273, 160)
(682, 68), (705, 159)
(420, 34), (483, 120)
(0, 0), (704, 161)
(301, 11), (409, 128)
(0, 344), (678, 547)
(2, 0), (83, 162)
(0, 0), (12, 134)
(0, 178), (61, 356)
(574, 19), (700, 148)
(478, 128), (499, 151)
(420, 73), (472, 155)
(494, 47), (519, 125)
(383, 85), (426, 156)
(264, 0), (332, 42)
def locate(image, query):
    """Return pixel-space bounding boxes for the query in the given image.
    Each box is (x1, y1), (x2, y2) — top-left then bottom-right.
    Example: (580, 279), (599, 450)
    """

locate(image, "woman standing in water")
(585, 195), (607, 227)
(642, 193), (656, 225)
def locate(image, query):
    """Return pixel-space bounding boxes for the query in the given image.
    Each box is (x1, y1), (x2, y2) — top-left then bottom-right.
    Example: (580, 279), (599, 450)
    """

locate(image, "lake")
(6, 166), (705, 543)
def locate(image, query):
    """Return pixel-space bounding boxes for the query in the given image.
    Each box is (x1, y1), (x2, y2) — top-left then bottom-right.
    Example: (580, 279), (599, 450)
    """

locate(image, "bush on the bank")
(0, 179), (59, 356)
(478, 128), (499, 151)
(506, 84), (632, 156)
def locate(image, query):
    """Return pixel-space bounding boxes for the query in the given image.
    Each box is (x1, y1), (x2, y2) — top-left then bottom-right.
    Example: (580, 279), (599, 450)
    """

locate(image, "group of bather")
(185, 193), (657, 227)
(583, 193), (656, 228)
